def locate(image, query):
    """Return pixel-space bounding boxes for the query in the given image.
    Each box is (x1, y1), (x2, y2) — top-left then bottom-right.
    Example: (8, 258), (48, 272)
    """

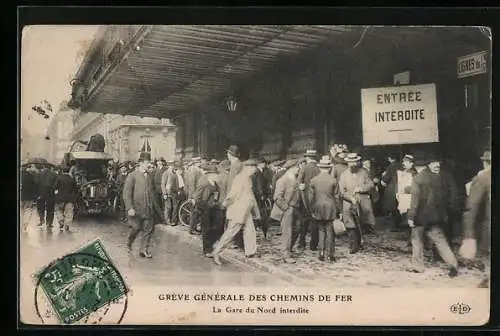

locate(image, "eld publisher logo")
(450, 303), (471, 315)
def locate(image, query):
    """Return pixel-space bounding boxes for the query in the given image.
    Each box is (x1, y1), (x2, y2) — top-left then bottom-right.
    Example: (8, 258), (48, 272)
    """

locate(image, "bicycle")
(178, 199), (201, 232)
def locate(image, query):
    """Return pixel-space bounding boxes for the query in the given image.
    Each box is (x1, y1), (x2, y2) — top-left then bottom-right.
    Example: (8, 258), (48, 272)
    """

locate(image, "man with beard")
(338, 153), (376, 254)
(123, 152), (161, 258)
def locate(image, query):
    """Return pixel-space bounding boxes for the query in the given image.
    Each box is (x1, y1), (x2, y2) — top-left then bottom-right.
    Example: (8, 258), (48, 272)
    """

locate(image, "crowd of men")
(20, 143), (490, 283)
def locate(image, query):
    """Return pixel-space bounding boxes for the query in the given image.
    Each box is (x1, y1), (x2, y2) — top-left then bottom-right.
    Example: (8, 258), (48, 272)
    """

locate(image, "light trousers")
(213, 215), (257, 257)
(411, 224), (458, 271)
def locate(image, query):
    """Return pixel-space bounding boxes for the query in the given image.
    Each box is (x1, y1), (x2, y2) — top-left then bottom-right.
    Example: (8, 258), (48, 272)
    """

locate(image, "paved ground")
(19, 216), (289, 288)
(20, 215), (487, 292)
(164, 219), (488, 288)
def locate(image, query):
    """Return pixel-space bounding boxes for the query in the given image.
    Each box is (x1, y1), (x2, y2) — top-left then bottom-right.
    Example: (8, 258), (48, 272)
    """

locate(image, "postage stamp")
(33, 239), (129, 325)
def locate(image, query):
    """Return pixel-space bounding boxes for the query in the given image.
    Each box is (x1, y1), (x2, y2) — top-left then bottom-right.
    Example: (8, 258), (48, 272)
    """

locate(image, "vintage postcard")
(19, 24), (491, 326)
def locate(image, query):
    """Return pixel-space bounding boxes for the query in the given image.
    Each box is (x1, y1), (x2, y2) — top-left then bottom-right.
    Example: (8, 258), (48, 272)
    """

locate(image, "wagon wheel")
(178, 200), (201, 232)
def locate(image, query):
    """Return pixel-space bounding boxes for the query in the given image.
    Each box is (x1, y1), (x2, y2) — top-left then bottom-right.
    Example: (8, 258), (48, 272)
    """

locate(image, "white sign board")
(361, 83), (439, 146)
(457, 51), (488, 78)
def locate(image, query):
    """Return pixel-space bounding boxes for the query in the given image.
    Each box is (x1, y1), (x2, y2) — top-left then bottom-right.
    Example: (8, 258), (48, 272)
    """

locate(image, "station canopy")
(71, 25), (484, 119)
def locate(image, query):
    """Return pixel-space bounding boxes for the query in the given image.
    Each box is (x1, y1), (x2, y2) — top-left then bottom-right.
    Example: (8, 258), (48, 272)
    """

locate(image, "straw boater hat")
(191, 156), (201, 163)
(200, 163), (218, 174)
(317, 156), (332, 169)
(344, 153), (362, 162)
(304, 149), (318, 158)
(402, 154), (415, 163)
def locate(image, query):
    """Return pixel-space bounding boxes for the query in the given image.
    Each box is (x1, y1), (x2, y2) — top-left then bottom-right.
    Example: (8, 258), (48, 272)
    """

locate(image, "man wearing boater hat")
(338, 152), (376, 254)
(308, 156), (341, 262)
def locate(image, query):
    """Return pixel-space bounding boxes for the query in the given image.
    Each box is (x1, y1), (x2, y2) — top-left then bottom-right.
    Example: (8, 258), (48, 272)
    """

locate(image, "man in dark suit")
(162, 162), (184, 226)
(153, 158), (167, 216)
(54, 165), (79, 231)
(123, 152), (161, 258)
(36, 164), (58, 229)
(298, 149), (321, 251)
(193, 164), (224, 257)
(253, 157), (272, 238)
(21, 164), (38, 232)
(116, 163), (129, 223)
(309, 156), (341, 262)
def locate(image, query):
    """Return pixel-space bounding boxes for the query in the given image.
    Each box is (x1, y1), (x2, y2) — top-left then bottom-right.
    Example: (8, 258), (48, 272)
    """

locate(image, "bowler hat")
(426, 152), (441, 164)
(282, 159), (298, 170)
(480, 150), (491, 162)
(317, 156), (333, 168)
(138, 151), (152, 162)
(344, 153), (362, 162)
(226, 145), (241, 158)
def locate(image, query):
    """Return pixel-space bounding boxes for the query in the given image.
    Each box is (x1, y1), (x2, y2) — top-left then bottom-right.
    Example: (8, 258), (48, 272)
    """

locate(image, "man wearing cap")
(161, 162), (175, 225)
(460, 150), (491, 286)
(193, 163), (224, 257)
(298, 149), (321, 251)
(270, 159), (304, 263)
(309, 156), (341, 262)
(407, 153), (459, 277)
(213, 159), (261, 265)
(123, 151), (161, 258)
(271, 160), (286, 197)
(254, 157), (272, 239)
(338, 153), (376, 254)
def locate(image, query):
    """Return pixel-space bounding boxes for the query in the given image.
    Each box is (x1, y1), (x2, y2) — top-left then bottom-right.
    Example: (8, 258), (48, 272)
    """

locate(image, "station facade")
(69, 25), (491, 183)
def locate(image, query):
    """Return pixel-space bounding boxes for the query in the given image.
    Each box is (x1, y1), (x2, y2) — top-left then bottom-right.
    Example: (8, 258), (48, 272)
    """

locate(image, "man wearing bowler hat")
(123, 151), (161, 258)
(338, 152), (376, 254)
(407, 152), (459, 277)
(298, 149), (321, 251)
(460, 149), (491, 286)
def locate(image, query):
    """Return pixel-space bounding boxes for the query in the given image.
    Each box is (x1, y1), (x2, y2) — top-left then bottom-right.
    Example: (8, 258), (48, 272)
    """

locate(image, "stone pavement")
(161, 220), (488, 288)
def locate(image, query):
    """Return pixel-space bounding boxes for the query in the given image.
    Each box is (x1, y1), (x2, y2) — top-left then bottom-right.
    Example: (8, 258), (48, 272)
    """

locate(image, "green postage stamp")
(34, 239), (129, 325)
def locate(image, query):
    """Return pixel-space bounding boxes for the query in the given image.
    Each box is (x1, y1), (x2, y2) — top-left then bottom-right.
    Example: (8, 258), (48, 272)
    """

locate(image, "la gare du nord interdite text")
(158, 293), (352, 315)
(373, 90), (427, 123)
